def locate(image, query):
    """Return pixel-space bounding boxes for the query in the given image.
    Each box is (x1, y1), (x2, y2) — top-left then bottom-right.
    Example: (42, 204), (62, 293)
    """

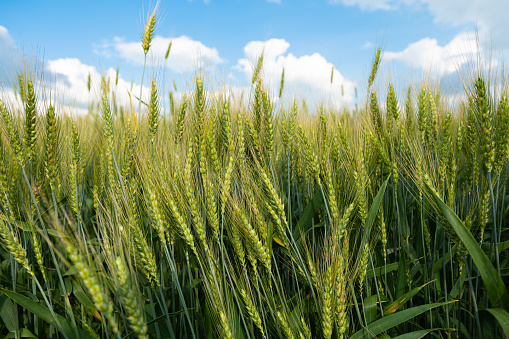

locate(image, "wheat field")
(0, 10), (508, 339)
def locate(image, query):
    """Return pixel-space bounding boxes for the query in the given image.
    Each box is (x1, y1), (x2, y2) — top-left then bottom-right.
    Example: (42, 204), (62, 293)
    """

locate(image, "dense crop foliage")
(1, 12), (509, 339)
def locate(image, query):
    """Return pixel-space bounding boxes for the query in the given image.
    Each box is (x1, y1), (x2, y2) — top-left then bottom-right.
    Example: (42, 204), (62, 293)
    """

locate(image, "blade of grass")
(485, 308), (509, 337)
(351, 301), (455, 339)
(1, 288), (90, 339)
(361, 176), (390, 247)
(391, 328), (443, 339)
(425, 182), (509, 310)
(384, 281), (433, 316)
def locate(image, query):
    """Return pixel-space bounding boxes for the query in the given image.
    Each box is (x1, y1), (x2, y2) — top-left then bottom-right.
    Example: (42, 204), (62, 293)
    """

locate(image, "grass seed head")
(142, 12), (156, 55)
(148, 80), (159, 144)
(24, 79), (37, 161)
(45, 105), (58, 191)
(368, 47), (381, 88)
(165, 40), (172, 60)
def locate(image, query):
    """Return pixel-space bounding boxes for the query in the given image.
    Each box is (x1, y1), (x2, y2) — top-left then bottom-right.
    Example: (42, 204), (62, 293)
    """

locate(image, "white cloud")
(340, 0), (508, 75)
(332, 0), (506, 74)
(266, 0), (282, 3)
(47, 58), (98, 104)
(0, 27), (160, 115)
(384, 32), (479, 73)
(329, 0), (508, 26)
(98, 35), (224, 73)
(419, 0), (507, 28)
(46, 58), (151, 113)
(0, 26), (16, 55)
(236, 38), (356, 108)
(0, 88), (17, 105)
(420, 0), (509, 52)
(330, 0), (509, 49)
(0, 26), (18, 81)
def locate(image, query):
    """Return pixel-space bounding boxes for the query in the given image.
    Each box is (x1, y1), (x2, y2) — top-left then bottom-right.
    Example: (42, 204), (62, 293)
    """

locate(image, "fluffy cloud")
(384, 32), (478, 73)
(47, 58), (151, 110)
(98, 35), (224, 73)
(0, 26), (16, 58)
(330, 0), (509, 47)
(236, 39), (356, 108)
(0, 27), (117, 114)
(421, 0), (509, 54)
(0, 88), (17, 105)
(419, 0), (507, 29)
(47, 58), (98, 105)
(332, 0), (508, 74)
(329, 0), (507, 25)
(331, 0), (509, 67)
(1, 56), (162, 116)
(0, 26), (18, 81)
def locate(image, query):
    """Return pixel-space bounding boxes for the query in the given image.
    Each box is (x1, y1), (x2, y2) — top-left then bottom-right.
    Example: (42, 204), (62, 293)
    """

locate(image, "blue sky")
(0, 0), (507, 112)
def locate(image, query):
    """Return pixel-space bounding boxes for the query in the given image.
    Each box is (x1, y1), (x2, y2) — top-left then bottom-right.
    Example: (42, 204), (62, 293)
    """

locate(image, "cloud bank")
(385, 32), (478, 73)
(331, 0), (507, 75)
(0, 26), (19, 81)
(236, 38), (356, 108)
(96, 35), (224, 73)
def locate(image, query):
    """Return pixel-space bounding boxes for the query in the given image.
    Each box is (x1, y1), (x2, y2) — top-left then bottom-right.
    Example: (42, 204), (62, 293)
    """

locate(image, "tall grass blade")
(392, 329), (443, 339)
(351, 301), (454, 339)
(426, 183), (509, 310)
(0, 289), (90, 339)
(485, 308), (509, 337)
